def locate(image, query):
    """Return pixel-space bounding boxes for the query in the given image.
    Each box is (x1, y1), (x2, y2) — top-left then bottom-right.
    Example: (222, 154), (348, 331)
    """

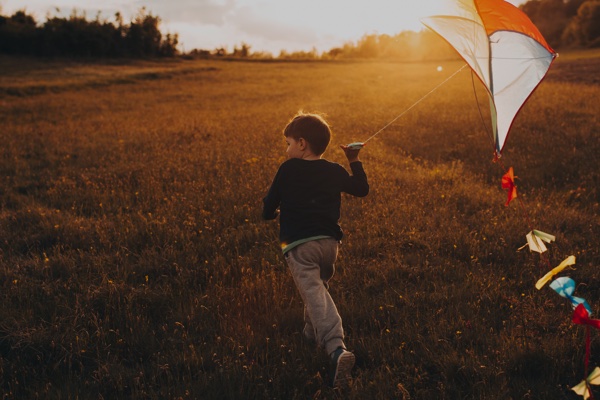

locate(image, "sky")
(1, 0), (526, 55)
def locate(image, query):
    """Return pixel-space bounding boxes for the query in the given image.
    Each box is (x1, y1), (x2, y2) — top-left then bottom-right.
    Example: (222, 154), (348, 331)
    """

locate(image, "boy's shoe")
(330, 347), (355, 388)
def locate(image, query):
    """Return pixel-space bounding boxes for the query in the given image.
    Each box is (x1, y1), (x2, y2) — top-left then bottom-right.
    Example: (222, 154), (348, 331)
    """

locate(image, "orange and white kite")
(421, 0), (557, 157)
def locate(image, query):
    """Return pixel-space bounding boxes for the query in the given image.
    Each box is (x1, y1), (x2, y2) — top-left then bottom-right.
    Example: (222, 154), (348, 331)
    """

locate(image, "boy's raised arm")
(339, 145), (369, 197)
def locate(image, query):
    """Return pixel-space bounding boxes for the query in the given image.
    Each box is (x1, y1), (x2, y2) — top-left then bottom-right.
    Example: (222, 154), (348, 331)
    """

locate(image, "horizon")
(0, 0), (527, 55)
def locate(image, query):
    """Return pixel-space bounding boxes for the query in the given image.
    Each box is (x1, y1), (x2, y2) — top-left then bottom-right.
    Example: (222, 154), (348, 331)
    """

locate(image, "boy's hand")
(262, 208), (279, 220)
(340, 144), (361, 163)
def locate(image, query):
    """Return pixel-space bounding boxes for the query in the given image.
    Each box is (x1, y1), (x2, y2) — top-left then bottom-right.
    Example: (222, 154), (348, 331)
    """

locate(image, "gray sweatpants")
(284, 238), (345, 355)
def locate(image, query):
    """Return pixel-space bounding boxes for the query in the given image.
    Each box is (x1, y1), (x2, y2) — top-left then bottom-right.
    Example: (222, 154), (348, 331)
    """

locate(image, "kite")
(519, 229), (556, 253)
(501, 167), (517, 206)
(550, 277), (592, 315)
(421, 0), (557, 157)
(535, 255), (575, 290)
(572, 366), (600, 400)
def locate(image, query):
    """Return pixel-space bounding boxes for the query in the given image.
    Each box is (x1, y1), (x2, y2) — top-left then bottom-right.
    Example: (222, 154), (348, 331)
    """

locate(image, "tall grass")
(0, 54), (599, 399)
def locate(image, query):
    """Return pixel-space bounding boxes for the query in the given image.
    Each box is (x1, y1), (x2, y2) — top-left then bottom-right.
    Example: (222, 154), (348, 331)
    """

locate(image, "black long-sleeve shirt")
(262, 158), (369, 250)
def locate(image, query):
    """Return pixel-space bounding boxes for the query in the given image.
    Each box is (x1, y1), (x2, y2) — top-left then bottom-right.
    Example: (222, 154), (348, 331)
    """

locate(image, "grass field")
(0, 51), (599, 399)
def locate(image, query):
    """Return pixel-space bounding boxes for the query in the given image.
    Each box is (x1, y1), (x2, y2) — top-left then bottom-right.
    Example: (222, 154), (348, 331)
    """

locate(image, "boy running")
(262, 111), (369, 387)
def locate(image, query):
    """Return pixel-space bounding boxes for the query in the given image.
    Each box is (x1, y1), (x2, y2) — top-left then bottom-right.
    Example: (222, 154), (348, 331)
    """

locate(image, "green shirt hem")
(282, 235), (332, 254)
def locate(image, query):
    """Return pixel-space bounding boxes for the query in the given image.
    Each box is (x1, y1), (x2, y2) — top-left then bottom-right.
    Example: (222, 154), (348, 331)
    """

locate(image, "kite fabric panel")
(421, 0), (557, 156)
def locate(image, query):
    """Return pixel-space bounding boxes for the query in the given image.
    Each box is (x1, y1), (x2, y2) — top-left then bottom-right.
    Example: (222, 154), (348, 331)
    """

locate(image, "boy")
(262, 111), (369, 388)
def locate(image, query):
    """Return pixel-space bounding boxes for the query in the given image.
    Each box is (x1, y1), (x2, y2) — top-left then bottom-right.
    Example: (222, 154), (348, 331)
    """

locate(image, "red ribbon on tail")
(501, 167), (517, 206)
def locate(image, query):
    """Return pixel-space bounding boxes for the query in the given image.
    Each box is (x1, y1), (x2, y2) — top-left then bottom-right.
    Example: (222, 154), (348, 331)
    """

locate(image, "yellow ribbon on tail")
(535, 255), (576, 290)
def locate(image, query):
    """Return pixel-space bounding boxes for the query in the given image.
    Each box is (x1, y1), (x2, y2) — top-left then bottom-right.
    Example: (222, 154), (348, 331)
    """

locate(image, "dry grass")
(0, 52), (599, 399)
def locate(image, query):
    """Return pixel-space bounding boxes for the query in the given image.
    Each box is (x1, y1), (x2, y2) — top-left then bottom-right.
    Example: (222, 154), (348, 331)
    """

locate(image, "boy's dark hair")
(283, 112), (331, 156)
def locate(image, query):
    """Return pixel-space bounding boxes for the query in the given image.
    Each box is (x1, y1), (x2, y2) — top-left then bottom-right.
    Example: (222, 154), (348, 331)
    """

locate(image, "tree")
(125, 8), (162, 57)
(577, 1), (600, 46)
(0, 10), (37, 54)
(519, 0), (600, 48)
(356, 34), (379, 58)
(0, 6), (181, 58)
(532, 0), (570, 47)
(232, 42), (251, 57)
(160, 33), (179, 57)
(562, 0), (600, 47)
(565, 0), (587, 16)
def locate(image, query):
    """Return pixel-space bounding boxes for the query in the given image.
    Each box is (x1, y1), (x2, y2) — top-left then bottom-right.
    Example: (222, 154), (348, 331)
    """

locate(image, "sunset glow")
(1, 0), (526, 54)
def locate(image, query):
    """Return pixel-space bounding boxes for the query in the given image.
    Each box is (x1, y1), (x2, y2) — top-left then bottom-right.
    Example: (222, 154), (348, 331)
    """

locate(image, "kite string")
(362, 64), (468, 145)
(361, 63), (554, 272)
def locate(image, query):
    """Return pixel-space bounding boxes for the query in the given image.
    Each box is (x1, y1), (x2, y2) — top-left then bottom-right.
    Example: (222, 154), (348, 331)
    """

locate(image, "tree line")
(522, 0), (600, 48)
(0, 8), (178, 58)
(315, 0), (600, 61)
(1, 0), (599, 60)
